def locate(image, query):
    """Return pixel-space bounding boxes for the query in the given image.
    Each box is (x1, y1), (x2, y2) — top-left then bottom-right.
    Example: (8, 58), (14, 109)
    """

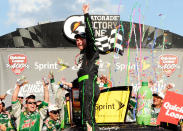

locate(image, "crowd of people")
(0, 72), (70, 131)
(0, 75), (181, 131)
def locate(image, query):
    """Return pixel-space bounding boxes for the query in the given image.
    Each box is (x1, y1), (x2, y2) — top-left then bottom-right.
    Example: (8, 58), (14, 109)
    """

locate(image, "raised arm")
(43, 79), (49, 103)
(83, 4), (98, 60)
(163, 83), (173, 95)
(83, 4), (95, 47)
(48, 72), (58, 95)
(60, 78), (73, 88)
(83, 3), (89, 14)
(12, 81), (28, 102)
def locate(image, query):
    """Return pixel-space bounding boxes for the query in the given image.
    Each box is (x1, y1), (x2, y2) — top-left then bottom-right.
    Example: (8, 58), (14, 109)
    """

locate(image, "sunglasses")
(27, 102), (37, 105)
(51, 110), (59, 114)
(18, 97), (24, 99)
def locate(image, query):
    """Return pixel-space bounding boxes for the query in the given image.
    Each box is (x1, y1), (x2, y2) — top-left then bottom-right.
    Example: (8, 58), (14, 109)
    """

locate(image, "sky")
(0, 0), (183, 36)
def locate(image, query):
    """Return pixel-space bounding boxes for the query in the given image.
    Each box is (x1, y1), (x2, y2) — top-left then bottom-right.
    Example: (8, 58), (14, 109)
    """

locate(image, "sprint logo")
(96, 100), (125, 111)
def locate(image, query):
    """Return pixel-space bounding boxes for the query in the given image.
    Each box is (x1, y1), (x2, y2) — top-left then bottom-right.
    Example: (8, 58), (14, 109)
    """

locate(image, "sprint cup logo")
(159, 54), (178, 77)
(7, 54), (29, 75)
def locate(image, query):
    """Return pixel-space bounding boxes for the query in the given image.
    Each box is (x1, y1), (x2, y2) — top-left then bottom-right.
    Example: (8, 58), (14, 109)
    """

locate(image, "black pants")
(79, 78), (100, 131)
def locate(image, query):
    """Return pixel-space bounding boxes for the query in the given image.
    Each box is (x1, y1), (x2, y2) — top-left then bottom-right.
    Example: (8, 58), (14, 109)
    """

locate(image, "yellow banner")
(95, 87), (131, 123)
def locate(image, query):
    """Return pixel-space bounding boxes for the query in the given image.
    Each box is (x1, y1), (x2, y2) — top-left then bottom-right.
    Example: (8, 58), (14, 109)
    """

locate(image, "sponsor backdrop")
(0, 48), (183, 107)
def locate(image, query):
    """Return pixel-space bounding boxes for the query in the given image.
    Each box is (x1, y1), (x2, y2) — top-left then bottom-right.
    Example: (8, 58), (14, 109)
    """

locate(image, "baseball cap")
(74, 32), (86, 39)
(48, 104), (60, 112)
(153, 92), (165, 99)
(26, 94), (36, 99)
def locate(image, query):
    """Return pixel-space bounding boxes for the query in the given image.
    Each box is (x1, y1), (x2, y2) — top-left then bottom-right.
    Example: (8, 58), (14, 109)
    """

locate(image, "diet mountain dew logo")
(7, 54), (29, 75)
(159, 54), (178, 77)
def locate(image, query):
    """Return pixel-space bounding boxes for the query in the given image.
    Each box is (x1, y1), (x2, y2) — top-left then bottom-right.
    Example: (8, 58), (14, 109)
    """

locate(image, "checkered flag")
(95, 28), (124, 55)
(11, 27), (44, 48)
